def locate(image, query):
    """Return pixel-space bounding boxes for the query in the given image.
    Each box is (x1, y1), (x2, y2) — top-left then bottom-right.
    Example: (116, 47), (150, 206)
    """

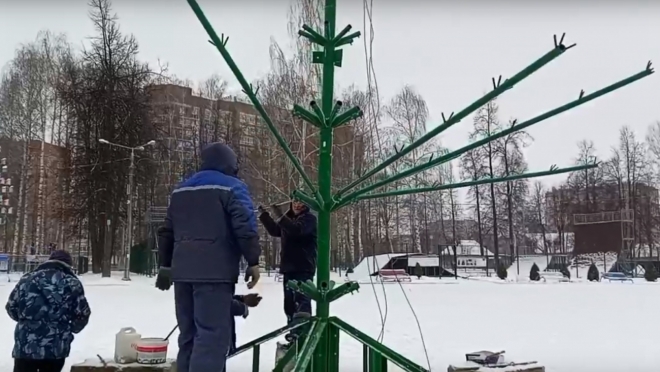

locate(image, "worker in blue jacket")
(6, 250), (91, 372)
(155, 142), (261, 372)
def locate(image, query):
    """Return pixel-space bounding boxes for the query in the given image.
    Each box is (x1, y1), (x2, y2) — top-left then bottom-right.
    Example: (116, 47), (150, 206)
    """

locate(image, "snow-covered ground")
(1, 271), (659, 372)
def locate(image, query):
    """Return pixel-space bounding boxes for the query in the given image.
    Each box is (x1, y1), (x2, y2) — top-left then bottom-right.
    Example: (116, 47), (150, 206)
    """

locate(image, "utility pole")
(126, 148), (135, 281)
(99, 139), (156, 281)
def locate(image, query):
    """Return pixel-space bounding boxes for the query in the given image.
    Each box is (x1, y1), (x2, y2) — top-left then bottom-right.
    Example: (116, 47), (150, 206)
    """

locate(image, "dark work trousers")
(174, 282), (234, 372)
(13, 358), (65, 372)
(282, 272), (314, 323)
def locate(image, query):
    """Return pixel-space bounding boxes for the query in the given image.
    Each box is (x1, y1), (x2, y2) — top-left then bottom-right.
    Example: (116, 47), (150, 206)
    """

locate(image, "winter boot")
(284, 312), (312, 344)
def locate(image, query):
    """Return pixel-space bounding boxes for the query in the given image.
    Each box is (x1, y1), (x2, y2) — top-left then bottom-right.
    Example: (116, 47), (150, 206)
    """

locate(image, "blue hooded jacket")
(158, 142), (261, 282)
(5, 260), (91, 360)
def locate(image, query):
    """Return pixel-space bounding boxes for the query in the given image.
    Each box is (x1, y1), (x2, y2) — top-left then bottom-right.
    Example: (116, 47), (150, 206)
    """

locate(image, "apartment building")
(0, 137), (69, 253)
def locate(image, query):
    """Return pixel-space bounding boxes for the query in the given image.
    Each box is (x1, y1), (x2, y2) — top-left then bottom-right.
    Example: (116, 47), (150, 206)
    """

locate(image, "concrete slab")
(448, 362), (545, 372)
(70, 357), (176, 372)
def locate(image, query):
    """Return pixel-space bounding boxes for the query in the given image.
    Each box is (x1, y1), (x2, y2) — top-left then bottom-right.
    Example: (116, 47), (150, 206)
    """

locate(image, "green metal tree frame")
(184, 0), (654, 370)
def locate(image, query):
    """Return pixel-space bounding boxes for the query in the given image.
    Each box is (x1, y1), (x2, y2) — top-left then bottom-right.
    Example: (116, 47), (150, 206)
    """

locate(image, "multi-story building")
(146, 83), (364, 267)
(0, 137), (69, 253)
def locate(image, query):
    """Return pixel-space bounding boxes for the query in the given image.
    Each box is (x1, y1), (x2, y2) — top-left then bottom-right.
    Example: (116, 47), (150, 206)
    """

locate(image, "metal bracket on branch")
(309, 101), (326, 124)
(553, 32), (576, 50)
(298, 24), (327, 46)
(207, 33), (228, 47)
(333, 24), (362, 48)
(241, 83), (259, 97)
(331, 105), (363, 128)
(292, 104), (323, 128)
(491, 75), (511, 91)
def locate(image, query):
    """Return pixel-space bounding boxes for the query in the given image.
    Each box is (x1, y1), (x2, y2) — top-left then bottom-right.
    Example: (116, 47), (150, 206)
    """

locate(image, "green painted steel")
(182, 0), (653, 370)
(351, 164), (598, 202)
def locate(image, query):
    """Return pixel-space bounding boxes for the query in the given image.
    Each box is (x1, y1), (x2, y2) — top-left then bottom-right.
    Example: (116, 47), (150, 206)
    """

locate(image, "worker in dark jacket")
(258, 201), (317, 329)
(6, 250), (91, 372)
(155, 142), (261, 372)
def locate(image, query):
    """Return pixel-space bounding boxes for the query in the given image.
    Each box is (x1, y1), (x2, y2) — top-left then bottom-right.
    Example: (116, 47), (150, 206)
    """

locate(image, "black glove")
(244, 265), (261, 289)
(242, 293), (263, 307)
(270, 204), (284, 220)
(155, 267), (172, 291)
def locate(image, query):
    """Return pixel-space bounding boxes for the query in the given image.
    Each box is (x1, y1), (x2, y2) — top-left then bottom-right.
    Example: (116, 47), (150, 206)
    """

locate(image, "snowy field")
(2, 272), (660, 372)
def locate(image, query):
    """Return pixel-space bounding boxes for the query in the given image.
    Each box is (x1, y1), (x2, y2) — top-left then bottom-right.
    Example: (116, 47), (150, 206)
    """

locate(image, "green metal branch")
(331, 106), (363, 127)
(298, 24), (326, 46)
(336, 36), (574, 198)
(185, 0), (323, 206)
(331, 317), (429, 372)
(292, 189), (321, 212)
(292, 104), (323, 128)
(229, 318), (315, 358)
(293, 320), (327, 372)
(339, 66), (654, 204)
(354, 163), (597, 201)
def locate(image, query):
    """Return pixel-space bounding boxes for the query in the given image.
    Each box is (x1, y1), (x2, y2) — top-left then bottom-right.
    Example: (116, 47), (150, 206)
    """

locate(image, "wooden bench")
(378, 269), (411, 283)
(602, 272), (633, 283)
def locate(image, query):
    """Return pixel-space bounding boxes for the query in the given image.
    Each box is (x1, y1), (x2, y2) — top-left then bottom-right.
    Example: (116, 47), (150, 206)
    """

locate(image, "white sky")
(1, 0), (658, 194)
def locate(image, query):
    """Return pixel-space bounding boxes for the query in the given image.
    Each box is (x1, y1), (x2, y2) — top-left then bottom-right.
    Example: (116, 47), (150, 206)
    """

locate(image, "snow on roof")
(407, 256), (439, 267)
(349, 253), (407, 280)
(440, 240), (493, 256)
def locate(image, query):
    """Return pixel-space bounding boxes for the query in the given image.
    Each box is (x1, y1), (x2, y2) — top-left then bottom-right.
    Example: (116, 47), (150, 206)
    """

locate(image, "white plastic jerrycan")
(114, 327), (142, 364)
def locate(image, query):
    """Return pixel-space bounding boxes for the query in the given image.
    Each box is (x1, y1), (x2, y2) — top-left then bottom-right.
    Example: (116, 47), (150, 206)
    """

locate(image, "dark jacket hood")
(200, 142), (239, 177)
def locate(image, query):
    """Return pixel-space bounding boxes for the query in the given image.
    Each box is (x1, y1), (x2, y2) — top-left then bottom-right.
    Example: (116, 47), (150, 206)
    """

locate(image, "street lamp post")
(99, 138), (156, 281)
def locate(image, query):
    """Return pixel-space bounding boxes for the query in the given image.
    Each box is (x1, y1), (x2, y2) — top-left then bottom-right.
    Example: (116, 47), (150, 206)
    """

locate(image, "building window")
(220, 111), (233, 124)
(193, 107), (200, 119)
(240, 112), (256, 125)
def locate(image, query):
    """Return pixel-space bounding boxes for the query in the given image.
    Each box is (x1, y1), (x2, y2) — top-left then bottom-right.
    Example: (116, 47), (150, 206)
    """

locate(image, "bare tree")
(58, 0), (157, 276)
(470, 99), (502, 266)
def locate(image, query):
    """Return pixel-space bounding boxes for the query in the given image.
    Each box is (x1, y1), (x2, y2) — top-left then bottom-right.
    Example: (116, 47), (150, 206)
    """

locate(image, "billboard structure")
(573, 209), (633, 260)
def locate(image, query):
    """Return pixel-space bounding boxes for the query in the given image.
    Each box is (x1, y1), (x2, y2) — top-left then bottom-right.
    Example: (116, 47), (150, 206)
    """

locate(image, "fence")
(4, 254), (90, 275)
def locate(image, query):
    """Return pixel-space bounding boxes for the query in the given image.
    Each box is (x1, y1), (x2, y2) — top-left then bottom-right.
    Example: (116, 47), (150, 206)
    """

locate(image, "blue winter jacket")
(158, 142), (261, 282)
(5, 260), (91, 360)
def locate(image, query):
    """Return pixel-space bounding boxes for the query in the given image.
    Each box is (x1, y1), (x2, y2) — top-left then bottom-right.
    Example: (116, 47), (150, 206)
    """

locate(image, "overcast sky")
(1, 0), (658, 194)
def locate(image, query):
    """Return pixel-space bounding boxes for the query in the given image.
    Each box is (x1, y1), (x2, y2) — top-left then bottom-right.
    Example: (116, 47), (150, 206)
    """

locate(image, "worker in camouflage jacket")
(5, 250), (91, 372)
